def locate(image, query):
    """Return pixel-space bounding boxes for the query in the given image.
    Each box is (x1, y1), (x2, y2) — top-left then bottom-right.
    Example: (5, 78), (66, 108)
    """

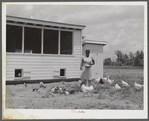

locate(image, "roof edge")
(6, 15), (86, 30)
(82, 40), (107, 46)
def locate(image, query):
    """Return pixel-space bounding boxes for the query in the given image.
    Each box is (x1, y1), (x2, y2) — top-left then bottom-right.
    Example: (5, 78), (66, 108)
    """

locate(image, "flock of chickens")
(79, 76), (144, 95)
(98, 76), (144, 90)
(31, 82), (76, 96)
(21, 76), (144, 97)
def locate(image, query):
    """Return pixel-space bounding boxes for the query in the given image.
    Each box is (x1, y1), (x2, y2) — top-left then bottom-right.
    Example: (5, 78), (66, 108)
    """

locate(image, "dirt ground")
(5, 68), (144, 109)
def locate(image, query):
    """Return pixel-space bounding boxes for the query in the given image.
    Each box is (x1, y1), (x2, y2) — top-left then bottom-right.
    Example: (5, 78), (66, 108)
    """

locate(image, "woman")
(80, 50), (95, 87)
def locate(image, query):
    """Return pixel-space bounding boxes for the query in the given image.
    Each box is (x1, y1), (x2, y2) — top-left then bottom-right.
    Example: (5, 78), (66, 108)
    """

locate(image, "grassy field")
(5, 68), (144, 109)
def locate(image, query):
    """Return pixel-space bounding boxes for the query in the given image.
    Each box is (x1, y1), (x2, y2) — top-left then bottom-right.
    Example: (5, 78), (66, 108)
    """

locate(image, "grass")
(5, 68), (144, 109)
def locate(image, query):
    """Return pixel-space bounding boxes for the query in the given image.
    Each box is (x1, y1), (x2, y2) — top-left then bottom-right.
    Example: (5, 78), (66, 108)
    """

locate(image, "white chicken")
(95, 78), (101, 83)
(95, 78), (105, 84)
(115, 84), (121, 90)
(134, 82), (144, 90)
(122, 80), (130, 87)
(79, 80), (94, 96)
(107, 78), (114, 84)
(81, 84), (94, 92)
(102, 77), (108, 80)
(51, 87), (56, 93)
(102, 76), (114, 84)
(78, 80), (82, 83)
(39, 82), (46, 88)
(24, 83), (27, 87)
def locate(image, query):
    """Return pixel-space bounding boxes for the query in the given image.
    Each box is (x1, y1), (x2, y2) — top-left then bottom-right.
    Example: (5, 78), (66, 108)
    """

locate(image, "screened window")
(6, 25), (22, 52)
(24, 27), (41, 54)
(43, 29), (58, 54)
(60, 31), (72, 55)
(6, 24), (73, 55)
(15, 69), (22, 77)
(60, 69), (65, 76)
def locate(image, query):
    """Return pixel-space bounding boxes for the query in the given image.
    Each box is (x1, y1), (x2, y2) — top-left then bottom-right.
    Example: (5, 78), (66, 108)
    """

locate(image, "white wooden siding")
(6, 30), (82, 81)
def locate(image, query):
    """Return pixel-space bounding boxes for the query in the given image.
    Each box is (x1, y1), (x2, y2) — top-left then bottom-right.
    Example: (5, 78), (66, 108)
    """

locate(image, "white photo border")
(2, 1), (148, 119)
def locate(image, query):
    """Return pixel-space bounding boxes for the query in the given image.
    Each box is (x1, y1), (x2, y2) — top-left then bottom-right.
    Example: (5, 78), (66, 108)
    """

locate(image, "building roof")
(6, 15), (86, 30)
(82, 40), (107, 46)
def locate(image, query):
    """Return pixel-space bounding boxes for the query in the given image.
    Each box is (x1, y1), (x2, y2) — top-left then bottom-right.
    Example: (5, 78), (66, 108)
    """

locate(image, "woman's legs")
(88, 80), (91, 87)
(80, 67), (92, 87)
(86, 67), (92, 87)
(86, 79), (89, 86)
(82, 79), (87, 86)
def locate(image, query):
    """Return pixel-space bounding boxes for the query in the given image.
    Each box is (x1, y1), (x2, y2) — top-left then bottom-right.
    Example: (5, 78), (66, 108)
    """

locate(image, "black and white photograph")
(2, 1), (148, 119)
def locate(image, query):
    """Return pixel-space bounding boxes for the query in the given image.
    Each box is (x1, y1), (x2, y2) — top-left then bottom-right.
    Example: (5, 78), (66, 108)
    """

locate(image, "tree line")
(104, 50), (144, 67)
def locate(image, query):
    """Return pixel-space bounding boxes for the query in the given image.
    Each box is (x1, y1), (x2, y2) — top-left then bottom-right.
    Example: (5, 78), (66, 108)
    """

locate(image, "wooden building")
(82, 40), (107, 79)
(6, 16), (86, 84)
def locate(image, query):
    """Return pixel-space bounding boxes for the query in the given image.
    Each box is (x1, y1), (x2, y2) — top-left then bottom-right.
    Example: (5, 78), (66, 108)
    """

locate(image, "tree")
(129, 52), (135, 66)
(139, 51), (144, 67)
(115, 50), (123, 66)
(104, 58), (112, 66)
(134, 50), (141, 66)
(123, 54), (129, 65)
(110, 50), (143, 67)
(134, 50), (144, 66)
(129, 52), (134, 60)
(111, 60), (118, 66)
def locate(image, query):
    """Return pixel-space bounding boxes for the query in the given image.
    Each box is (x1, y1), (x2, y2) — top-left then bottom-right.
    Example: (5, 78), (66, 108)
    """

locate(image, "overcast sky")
(6, 3), (145, 60)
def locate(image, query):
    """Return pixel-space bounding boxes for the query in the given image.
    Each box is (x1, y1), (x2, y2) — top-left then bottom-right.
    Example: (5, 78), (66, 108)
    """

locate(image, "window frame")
(24, 26), (42, 54)
(60, 30), (73, 55)
(43, 28), (59, 55)
(60, 68), (66, 78)
(14, 69), (23, 80)
(6, 24), (23, 53)
(6, 23), (74, 56)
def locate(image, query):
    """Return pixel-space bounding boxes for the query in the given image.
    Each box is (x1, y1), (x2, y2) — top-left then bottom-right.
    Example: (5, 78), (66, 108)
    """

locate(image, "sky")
(6, 3), (145, 60)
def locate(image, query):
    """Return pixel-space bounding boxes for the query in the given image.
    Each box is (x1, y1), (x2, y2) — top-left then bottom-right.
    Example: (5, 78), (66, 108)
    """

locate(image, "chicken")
(58, 87), (64, 94)
(95, 78), (105, 84)
(64, 91), (69, 95)
(51, 87), (56, 93)
(134, 82), (144, 90)
(39, 82), (46, 88)
(32, 87), (39, 92)
(95, 78), (101, 83)
(107, 78), (114, 84)
(81, 84), (94, 92)
(78, 80), (82, 83)
(102, 77), (108, 80)
(80, 81), (95, 97)
(115, 84), (121, 90)
(69, 89), (76, 94)
(24, 83), (27, 87)
(79, 80), (94, 96)
(102, 76), (114, 84)
(122, 80), (130, 87)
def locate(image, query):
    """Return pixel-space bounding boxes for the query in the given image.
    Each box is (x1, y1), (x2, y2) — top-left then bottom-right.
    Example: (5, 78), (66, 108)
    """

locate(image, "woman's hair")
(85, 49), (90, 53)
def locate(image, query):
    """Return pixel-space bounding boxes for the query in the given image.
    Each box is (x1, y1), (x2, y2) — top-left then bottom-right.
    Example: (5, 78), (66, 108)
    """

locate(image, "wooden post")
(22, 26), (24, 53)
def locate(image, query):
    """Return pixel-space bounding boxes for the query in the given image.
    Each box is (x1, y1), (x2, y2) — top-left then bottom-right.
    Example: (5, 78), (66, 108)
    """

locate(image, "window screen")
(60, 31), (72, 55)
(15, 69), (22, 77)
(6, 25), (22, 52)
(60, 69), (65, 76)
(24, 27), (41, 54)
(43, 29), (58, 54)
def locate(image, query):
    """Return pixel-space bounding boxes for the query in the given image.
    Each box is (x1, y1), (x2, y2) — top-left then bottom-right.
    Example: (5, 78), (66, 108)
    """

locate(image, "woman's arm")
(92, 59), (95, 65)
(80, 58), (84, 70)
(90, 57), (95, 65)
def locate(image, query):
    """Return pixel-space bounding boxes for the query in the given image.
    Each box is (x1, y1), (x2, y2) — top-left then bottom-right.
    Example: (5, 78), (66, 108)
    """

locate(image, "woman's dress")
(80, 55), (93, 80)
